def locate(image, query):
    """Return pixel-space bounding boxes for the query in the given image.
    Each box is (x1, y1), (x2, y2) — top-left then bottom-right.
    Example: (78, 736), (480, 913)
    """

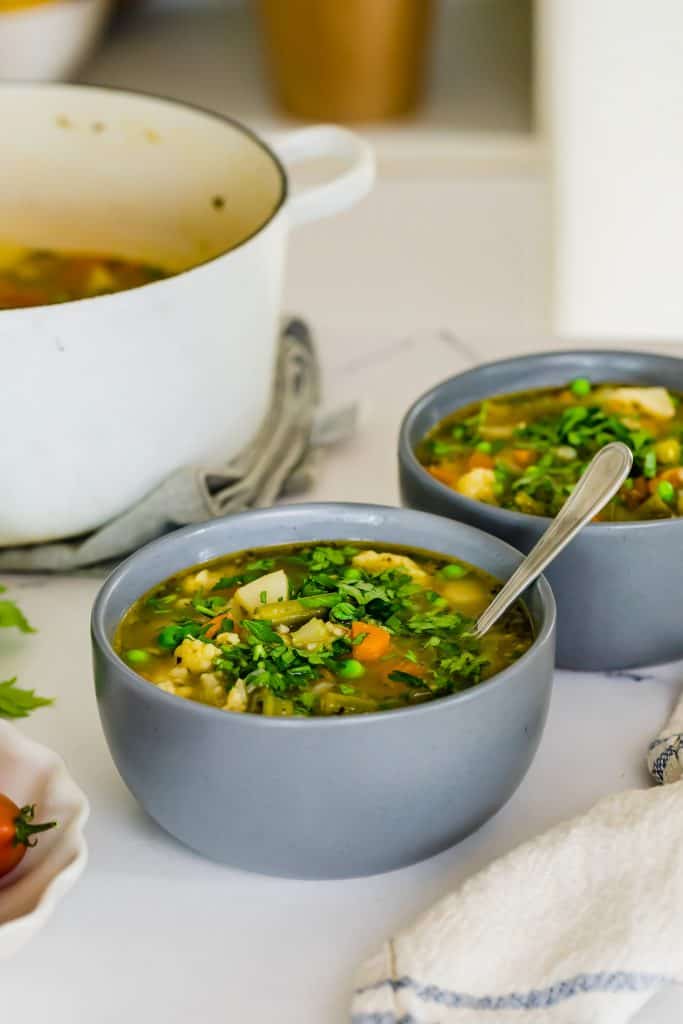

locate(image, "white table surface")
(4, 8), (683, 1022)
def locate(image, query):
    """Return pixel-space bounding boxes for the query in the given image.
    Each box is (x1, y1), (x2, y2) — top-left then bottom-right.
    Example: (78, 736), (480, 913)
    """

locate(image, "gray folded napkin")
(0, 318), (355, 573)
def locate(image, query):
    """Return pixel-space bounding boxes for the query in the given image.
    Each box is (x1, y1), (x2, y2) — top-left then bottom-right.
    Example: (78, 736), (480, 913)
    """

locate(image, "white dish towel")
(352, 695), (683, 1024)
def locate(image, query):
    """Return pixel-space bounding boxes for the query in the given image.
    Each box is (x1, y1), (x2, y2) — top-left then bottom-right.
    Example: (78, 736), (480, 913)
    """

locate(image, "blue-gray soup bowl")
(91, 503), (555, 879)
(399, 349), (683, 671)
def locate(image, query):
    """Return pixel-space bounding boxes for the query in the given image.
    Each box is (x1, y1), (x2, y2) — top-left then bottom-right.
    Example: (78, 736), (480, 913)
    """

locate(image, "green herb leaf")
(243, 620), (282, 644)
(0, 589), (35, 633)
(0, 677), (53, 718)
(388, 669), (425, 686)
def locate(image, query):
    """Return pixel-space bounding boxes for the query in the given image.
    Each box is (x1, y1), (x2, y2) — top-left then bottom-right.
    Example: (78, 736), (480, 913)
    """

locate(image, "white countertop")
(4, 327), (682, 1023)
(4, 7), (682, 1022)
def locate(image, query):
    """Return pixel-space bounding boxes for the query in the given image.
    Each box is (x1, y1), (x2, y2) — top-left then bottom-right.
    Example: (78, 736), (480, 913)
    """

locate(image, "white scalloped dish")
(0, 720), (89, 958)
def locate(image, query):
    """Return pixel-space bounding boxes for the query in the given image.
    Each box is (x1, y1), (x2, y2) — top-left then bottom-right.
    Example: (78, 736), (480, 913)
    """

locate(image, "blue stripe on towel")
(352, 1016), (421, 1024)
(353, 971), (677, 1017)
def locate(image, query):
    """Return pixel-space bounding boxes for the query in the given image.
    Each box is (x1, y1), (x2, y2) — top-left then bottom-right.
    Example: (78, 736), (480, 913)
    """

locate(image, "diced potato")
(678, 491), (683, 516)
(454, 467), (497, 504)
(654, 438), (681, 465)
(235, 569), (289, 614)
(224, 678), (248, 713)
(174, 637), (221, 674)
(351, 550), (428, 583)
(440, 577), (490, 616)
(181, 568), (221, 595)
(291, 617), (337, 649)
(86, 264), (116, 294)
(479, 423), (516, 441)
(598, 386), (675, 421)
(157, 680), (176, 695)
(635, 494), (674, 520)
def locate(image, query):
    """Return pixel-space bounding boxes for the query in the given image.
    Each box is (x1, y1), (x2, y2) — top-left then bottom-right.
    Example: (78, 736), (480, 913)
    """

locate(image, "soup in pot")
(0, 245), (170, 308)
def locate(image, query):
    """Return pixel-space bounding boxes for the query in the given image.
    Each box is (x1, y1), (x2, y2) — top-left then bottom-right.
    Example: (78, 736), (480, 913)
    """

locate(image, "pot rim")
(91, 502), (556, 731)
(0, 81), (289, 313)
(399, 348), (683, 534)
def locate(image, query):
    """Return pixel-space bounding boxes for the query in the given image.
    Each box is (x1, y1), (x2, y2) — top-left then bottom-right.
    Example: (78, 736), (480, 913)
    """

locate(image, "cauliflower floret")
(351, 550), (428, 583)
(174, 637), (221, 674)
(181, 568), (220, 595)
(599, 386), (675, 421)
(224, 678), (248, 713)
(199, 672), (225, 703)
(169, 666), (189, 684)
(216, 631), (241, 646)
(455, 467), (497, 504)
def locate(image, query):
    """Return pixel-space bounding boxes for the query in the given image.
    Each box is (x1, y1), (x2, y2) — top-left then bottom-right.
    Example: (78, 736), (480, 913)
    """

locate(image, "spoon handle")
(472, 441), (633, 638)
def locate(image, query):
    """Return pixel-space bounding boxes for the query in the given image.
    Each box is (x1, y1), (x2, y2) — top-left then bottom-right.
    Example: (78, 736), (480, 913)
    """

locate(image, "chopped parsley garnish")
(120, 544), (533, 717)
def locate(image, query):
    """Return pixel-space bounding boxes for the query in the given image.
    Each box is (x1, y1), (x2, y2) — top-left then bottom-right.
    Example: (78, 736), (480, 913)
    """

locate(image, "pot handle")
(270, 125), (375, 227)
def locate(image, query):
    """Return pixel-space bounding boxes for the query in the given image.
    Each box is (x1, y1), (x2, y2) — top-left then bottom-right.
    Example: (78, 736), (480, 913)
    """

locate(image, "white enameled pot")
(0, 84), (374, 545)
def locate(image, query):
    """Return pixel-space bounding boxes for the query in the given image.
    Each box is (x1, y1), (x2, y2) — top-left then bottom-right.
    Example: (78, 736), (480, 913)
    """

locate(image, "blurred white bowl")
(0, 0), (112, 82)
(0, 720), (89, 959)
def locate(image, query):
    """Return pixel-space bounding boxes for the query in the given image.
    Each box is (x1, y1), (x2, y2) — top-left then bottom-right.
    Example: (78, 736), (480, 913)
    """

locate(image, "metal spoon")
(472, 441), (633, 638)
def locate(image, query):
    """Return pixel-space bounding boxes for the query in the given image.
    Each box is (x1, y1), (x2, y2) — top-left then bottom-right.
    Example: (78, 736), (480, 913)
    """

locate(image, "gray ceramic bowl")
(399, 350), (683, 671)
(91, 503), (555, 879)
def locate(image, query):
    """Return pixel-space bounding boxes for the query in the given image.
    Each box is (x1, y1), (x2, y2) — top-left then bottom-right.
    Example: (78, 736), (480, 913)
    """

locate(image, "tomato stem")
(13, 805), (57, 848)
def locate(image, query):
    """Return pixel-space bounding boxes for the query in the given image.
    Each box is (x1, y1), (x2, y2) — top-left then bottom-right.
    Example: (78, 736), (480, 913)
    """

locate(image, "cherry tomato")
(0, 793), (57, 879)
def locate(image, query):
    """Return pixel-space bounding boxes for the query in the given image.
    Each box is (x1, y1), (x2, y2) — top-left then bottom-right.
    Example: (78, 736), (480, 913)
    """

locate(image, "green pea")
(475, 441), (493, 454)
(657, 480), (675, 504)
(339, 658), (365, 680)
(343, 567), (362, 581)
(125, 649), (150, 665)
(157, 626), (181, 649)
(440, 562), (467, 580)
(570, 377), (591, 398)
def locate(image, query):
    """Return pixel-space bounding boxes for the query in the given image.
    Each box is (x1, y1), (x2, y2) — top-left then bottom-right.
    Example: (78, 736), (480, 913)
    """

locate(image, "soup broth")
(418, 380), (683, 521)
(0, 245), (170, 308)
(115, 542), (534, 717)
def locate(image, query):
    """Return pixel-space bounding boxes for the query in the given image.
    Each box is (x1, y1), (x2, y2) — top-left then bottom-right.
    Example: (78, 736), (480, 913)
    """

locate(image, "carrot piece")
(512, 449), (537, 468)
(467, 452), (495, 470)
(204, 614), (229, 639)
(427, 464), (458, 486)
(378, 657), (427, 685)
(655, 466), (683, 489)
(351, 621), (391, 662)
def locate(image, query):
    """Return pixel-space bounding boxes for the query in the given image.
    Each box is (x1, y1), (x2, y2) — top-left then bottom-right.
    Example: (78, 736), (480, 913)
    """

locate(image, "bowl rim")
(0, 81), (288, 312)
(91, 502), (556, 730)
(0, 720), (89, 955)
(399, 348), (683, 534)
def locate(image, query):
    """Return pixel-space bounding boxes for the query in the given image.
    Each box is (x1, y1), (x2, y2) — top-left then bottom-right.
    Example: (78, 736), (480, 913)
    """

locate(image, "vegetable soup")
(115, 542), (534, 717)
(0, 245), (170, 308)
(418, 381), (683, 521)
